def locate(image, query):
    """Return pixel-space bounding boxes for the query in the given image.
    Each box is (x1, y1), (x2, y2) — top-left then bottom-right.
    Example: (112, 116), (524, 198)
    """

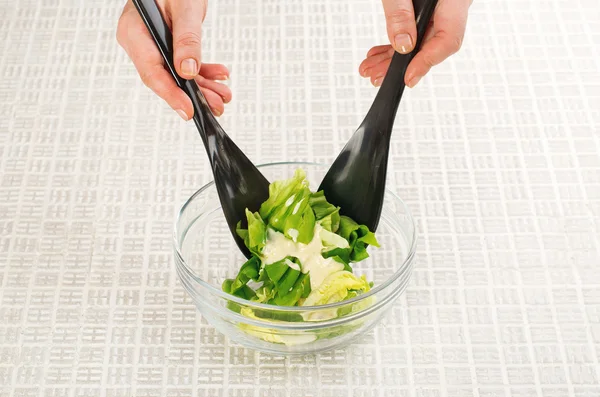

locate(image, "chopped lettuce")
(239, 306), (318, 345)
(283, 195), (315, 244)
(256, 169), (316, 244)
(302, 270), (370, 306)
(224, 256), (312, 307)
(259, 169), (308, 220)
(263, 257), (311, 306)
(337, 215), (380, 262)
(309, 191), (341, 232)
(328, 254), (353, 273)
(222, 256), (260, 296)
(300, 271), (373, 322)
(254, 282), (276, 303)
(223, 167), (380, 343)
(264, 258), (291, 283)
(322, 247), (350, 264)
(236, 209), (267, 257)
(273, 272), (311, 306)
(319, 227), (349, 250)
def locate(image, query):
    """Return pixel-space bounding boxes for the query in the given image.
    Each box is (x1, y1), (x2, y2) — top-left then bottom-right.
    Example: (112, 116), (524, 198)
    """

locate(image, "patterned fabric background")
(0, 0), (599, 396)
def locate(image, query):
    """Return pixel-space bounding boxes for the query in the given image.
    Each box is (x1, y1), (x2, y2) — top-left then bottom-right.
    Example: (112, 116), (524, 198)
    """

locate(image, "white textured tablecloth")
(1, 0), (600, 395)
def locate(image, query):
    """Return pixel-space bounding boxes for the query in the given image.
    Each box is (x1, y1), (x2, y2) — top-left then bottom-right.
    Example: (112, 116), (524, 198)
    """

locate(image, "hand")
(116, 0), (232, 120)
(359, 0), (472, 88)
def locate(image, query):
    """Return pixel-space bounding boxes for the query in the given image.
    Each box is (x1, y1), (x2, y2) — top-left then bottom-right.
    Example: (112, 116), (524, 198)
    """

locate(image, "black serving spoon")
(318, 0), (438, 231)
(132, 0), (269, 258)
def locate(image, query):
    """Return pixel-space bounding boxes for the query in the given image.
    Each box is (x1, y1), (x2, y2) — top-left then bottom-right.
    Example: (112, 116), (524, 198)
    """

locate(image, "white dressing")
(284, 258), (301, 272)
(261, 224), (344, 289)
(287, 228), (299, 242)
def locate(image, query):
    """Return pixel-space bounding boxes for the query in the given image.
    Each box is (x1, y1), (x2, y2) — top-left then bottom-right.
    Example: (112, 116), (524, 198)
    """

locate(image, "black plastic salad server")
(132, 0), (269, 258)
(318, 0), (438, 232)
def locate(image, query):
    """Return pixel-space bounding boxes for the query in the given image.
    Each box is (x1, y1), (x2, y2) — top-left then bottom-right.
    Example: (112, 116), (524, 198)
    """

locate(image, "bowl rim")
(172, 161), (417, 313)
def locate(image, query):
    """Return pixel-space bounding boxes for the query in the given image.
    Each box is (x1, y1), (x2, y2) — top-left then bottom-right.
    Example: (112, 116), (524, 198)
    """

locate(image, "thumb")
(382, 0), (417, 54)
(170, 0), (207, 79)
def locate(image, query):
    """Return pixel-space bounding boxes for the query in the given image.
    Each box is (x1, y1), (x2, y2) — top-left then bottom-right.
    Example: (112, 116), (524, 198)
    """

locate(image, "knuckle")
(442, 32), (462, 54)
(115, 18), (126, 46)
(175, 31), (202, 48)
(385, 8), (414, 26)
(116, 4), (135, 46)
(439, 30), (463, 54)
(450, 35), (464, 53)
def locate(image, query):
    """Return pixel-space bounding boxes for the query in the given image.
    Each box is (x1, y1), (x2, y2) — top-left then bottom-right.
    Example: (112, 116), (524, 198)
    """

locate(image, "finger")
(195, 76), (232, 104)
(366, 44), (393, 58)
(405, 0), (470, 87)
(140, 64), (194, 120)
(199, 87), (225, 116)
(199, 63), (230, 80)
(368, 58), (392, 86)
(117, 5), (193, 120)
(382, 0), (417, 54)
(359, 47), (394, 77)
(169, 0), (207, 79)
(371, 75), (382, 87)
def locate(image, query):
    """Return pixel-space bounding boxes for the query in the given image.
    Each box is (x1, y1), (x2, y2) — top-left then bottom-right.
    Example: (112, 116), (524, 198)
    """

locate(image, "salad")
(222, 168), (379, 312)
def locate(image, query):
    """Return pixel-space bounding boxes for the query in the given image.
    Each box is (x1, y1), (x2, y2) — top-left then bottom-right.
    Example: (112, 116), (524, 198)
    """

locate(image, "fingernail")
(175, 109), (189, 121)
(407, 75), (422, 88)
(394, 34), (413, 54)
(214, 74), (229, 81)
(373, 76), (383, 87)
(212, 108), (222, 117)
(359, 67), (369, 77)
(181, 58), (198, 76)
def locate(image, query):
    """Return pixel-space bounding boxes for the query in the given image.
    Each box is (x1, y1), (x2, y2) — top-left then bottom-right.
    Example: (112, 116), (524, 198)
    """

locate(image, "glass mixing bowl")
(173, 162), (416, 355)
